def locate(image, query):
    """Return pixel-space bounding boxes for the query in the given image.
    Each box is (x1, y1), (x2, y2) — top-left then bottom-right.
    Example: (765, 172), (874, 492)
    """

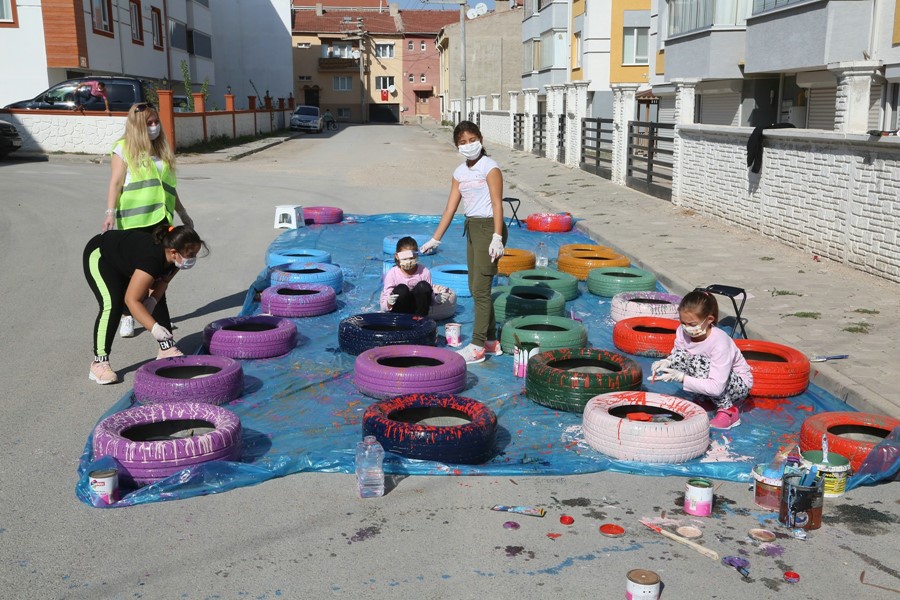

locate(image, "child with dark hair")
(650, 290), (753, 429)
(381, 236), (447, 316)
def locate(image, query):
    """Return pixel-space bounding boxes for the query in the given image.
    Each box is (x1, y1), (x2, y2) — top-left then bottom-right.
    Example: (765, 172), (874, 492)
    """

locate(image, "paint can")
(683, 477), (714, 517)
(752, 463), (783, 510)
(513, 341), (540, 378)
(800, 450), (851, 498)
(779, 473), (824, 530)
(626, 569), (660, 600)
(89, 467), (119, 506)
(445, 323), (462, 347)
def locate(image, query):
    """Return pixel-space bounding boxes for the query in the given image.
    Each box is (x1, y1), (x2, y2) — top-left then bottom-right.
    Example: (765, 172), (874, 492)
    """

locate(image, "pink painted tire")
(610, 291), (682, 323)
(582, 391), (710, 463)
(354, 344), (467, 399)
(133, 355), (244, 406)
(203, 315), (297, 359)
(428, 287), (457, 321)
(303, 206), (343, 224)
(261, 283), (337, 317)
(92, 402), (242, 486)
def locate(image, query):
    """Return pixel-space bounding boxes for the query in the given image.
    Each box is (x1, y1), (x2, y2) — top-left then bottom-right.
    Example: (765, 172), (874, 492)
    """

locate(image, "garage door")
(369, 104), (399, 123)
(699, 93), (740, 126)
(806, 87), (836, 130)
(658, 97), (676, 124)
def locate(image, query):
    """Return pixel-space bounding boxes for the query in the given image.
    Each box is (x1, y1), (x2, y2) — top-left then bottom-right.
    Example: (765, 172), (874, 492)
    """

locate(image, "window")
(333, 76), (352, 91)
(193, 0), (209, 6)
(623, 27), (649, 65)
(92, 0), (113, 35)
(408, 41), (414, 50)
(338, 108), (351, 118)
(189, 30), (212, 58)
(420, 74), (426, 82)
(169, 19), (187, 50)
(752, 0), (805, 14)
(130, 1), (144, 43)
(408, 74), (414, 82)
(375, 43), (394, 58)
(420, 41), (427, 51)
(375, 76), (395, 90)
(323, 42), (352, 58)
(1, 0), (20, 27)
(669, 0), (751, 36)
(523, 39), (536, 72)
(151, 7), (163, 49)
(539, 30), (554, 69)
(573, 32), (581, 68)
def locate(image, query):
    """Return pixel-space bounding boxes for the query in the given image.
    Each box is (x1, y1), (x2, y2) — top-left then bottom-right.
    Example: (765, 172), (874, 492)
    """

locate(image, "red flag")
(381, 89), (389, 101)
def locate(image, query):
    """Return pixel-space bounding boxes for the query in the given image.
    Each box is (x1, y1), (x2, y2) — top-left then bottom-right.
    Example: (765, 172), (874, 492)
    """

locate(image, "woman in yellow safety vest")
(102, 103), (194, 338)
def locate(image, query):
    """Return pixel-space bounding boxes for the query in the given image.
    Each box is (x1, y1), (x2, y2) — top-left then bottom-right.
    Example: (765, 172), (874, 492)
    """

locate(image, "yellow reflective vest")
(112, 139), (177, 230)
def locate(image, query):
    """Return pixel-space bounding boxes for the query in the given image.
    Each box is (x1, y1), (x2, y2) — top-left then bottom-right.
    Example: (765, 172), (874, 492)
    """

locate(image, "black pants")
(390, 281), (433, 317)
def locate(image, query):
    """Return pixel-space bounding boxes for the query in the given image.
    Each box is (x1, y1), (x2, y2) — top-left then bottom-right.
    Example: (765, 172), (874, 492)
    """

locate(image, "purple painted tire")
(428, 287), (457, 321)
(133, 355), (244, 406)
(92, 402), (242, 486)
(269, 262), (343, 294)
(354, 344), (467, 399)
(303, 206), (343, 224)
(203, 315), (297, 359)
(610, 291), (682, 323)
(261, 283), (337, 317)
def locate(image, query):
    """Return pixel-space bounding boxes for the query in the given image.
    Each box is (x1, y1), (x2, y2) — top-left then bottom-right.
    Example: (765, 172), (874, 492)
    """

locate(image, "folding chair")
(502, 197), (522, 228)
(697, 284), (748, 338)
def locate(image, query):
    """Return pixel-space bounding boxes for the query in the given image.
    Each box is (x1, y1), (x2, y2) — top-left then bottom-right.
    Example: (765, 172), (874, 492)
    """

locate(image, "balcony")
(318, 57), (360, 71)
(664, 0), (752, 80)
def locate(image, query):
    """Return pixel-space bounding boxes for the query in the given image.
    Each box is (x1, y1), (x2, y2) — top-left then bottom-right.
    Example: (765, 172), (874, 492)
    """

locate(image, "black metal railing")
(626, 121), (675, 201)
(513, 113), (524, 150)
(580, 118), (614, 179)
(533, 113), (546, 157)
(557, 113), (566, 163)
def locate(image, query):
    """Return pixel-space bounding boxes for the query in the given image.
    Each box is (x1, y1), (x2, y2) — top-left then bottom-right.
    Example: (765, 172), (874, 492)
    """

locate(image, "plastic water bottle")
(355, 436), (385, 498)
(535, 242), (549, 268)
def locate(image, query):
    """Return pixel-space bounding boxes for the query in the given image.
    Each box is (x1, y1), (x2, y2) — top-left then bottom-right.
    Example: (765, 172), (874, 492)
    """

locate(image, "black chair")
(502, 197), (521, 228)
(696, 284), (747, 339)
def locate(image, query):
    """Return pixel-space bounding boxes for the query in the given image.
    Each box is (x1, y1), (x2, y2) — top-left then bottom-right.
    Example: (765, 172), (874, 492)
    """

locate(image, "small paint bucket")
(513, 342), (540, 378)
(445, 323), (462, 347)
(800, 450), (851, 498)
(684, 477), (713, 517)
(779, 473), (824, 530)
(752, 463), (783, 510)
(89, 467), (119, 506)
(626, 569), (660, 599)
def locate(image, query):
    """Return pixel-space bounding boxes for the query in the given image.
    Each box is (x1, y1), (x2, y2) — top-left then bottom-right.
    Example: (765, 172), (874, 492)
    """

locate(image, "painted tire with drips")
(203, 316), (297, 359)
(526, 348), (643, 413)
(557, 246), (630, 280)
(582, 391), (711, 463)
(613, 317), (678, 358)
(270, 262), (343, 294)
(610, 291), (682, 323)
(431, 264), (471, 297)
(735, 339), (810, 397)
(303, 206), (343, 224)
(497, 248), (536, 276)
(526, 212), (573, 232)
(261, 283), (337, 317)
(508, 268), (579, 301)
(133, 355), (244, 406)
(428, 287), (457, 321)
(800, 411), (900, 472)
(354, 345), (467, 399)
(92, 402), (242, 486)
(362, 393), (497, 464)
(338, 312), (438, 356)
(499, 314), (588, 354)
(492, 285), (566, 323)
(587, 267), (657, 297)
(265, 248), (331, 268)
(382, 234), (432, 255)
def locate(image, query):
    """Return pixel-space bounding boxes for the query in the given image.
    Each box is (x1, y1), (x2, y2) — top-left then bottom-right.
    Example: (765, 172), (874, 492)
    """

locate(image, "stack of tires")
(557, 244), (629, 280)
(497, 248), (536, 276)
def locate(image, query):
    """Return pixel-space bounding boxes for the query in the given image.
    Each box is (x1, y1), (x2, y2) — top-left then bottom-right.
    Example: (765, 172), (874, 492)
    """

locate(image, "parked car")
(290, 105), (324, 133)
(0, 118), (23, 159)
(3, 76), (149, 112)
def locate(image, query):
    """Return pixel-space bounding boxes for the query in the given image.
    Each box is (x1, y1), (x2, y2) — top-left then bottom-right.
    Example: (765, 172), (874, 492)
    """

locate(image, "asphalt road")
(0, 124), (897, 600)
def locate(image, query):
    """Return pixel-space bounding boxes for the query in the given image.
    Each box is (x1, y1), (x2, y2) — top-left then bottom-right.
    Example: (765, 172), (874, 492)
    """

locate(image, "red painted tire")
(582, 391), (710, 463)
(303, 206), (343, 224)
(354, 345), (467, 399)
(92, 402), (242, 486)
(613, 317), (678, 358)
(800, 411), (900, 472)
(610, 291), (682, 323)
(133, 355), (244, 406)
(735, 339), (810, 397)
(261, 283), (337, 317)
(363, 393), (497, 464)
(526, 212), (573, 232)
(203, 315), (297, 359)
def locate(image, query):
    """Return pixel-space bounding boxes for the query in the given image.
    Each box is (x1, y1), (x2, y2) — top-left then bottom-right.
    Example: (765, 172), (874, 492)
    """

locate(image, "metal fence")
(532, 113), (546, 157)
(626, 121), (675, 200)
(580, 117), (614, 179)
(557, 113), (566, 164)
(513, 113), (524, 150)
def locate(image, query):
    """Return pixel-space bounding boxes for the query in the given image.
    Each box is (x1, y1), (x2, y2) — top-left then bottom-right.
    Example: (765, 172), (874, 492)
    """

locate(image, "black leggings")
(83, 236), (171, 359)
(390, 281), (433, 317)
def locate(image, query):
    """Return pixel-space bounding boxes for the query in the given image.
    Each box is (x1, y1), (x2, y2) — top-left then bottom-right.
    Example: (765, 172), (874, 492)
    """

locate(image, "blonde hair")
(121, 104), (175, 172)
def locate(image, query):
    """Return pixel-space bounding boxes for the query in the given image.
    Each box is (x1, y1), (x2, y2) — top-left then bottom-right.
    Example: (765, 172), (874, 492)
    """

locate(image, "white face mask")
(148, 124), (161, 140)
(682, 322), (707, 337)
(458, 140), (482, 160)
(397, 250), (417, 271)
(175, 255), (196, 270)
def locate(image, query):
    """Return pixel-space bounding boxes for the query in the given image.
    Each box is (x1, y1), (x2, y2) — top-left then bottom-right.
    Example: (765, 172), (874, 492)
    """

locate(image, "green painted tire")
(508, 268), (579, 301)
(587, 267), (658, 297)
(492, 285), (567, 323)
(499, 314), (587, 354)
(526, 348), (643, 413)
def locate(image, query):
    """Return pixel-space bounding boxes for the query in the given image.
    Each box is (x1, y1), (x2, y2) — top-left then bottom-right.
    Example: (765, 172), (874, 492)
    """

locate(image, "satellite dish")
(351, 49), (361, 59)
(466, 8), (478, 19)
(388, 84), (396, 94)
(475, 2), (488, 15)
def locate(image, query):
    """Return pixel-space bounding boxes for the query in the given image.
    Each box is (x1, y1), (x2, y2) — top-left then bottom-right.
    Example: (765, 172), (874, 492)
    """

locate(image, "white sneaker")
(456, 343), (486, 365)
(119, 316), (135, 338)
(484, 340), (502, 356)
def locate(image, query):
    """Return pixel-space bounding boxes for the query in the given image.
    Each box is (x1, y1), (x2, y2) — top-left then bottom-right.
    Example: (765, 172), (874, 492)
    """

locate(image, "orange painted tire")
(735, 339), (810, 398)
(498, 248), (536, 276)
(558, 243), (613, 257)
(526, 212), (573, 232)
(557, 247), (630, 280)
(613, 317), (678, 358)
(800, 411), (900, 472)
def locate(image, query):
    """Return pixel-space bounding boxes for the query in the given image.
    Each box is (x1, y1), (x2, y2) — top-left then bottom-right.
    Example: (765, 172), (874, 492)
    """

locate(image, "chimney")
(315, 3), (323, 16)
(389, 3), (398, 16)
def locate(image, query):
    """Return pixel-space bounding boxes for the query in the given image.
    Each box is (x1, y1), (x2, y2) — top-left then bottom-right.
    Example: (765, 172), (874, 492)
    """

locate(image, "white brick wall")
(480, 111), (511, 148)
(677, 125), (900, 283)
(5, 113), (126, 154)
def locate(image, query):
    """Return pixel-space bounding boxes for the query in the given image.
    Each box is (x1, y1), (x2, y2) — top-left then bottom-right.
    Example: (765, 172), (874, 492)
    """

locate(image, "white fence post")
(611, 84), (639, 185)
(671, 78), (698, 204)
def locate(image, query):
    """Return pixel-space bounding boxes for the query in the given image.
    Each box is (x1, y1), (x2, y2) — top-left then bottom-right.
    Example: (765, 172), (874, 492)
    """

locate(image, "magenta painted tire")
(203, 315), (297, 359)
(261, 283), (337, 317)
(354, 344), (467, 399)
(92, 402), (242, 486)
(582, 391), (710, 463)
(133, 355), (244, 406)
(610, 291), (682, 323)
(428, 287), (457, 321)
(303, 206), (343, 224)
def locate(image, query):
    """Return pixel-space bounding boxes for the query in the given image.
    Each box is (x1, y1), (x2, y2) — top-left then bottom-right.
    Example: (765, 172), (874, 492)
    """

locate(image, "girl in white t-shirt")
(421, 121), (507, 365)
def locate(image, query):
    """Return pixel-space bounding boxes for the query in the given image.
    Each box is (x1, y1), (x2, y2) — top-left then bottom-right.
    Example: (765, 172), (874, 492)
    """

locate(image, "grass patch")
(854, 308), (880, 315)
(843, 322), (872, 334)
(798, 269), (805, 273)
(179, 131), (285, 155)
(760, 256), (775, 261)
(771, 289), (802, 297)
(783, 312), (820, 319)
(546, 173), (558, 177)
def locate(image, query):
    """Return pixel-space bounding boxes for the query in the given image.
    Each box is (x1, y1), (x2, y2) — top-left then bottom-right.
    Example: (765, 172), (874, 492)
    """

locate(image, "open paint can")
(89, 467), (119, 506)
(445, 323), (462, 347)
(752, 463), (783, 510)
(684, 477), (714, 516)
(800, 450), (851, 498)
(779, 473), (824, 530)
(626, 569), (660, 599)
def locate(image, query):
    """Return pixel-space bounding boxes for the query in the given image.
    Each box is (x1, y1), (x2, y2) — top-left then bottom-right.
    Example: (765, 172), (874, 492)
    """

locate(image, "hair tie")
(168, 226), (175, 232)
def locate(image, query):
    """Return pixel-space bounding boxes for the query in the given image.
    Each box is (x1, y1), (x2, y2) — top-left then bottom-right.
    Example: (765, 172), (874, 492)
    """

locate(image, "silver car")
(290, 105), (324, 133)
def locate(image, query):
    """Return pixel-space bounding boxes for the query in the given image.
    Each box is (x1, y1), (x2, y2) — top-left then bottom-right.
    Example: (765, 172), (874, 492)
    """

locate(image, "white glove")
(177, 210), (194, 229)
(387, 293), (399, 307)
(143, 296), (158, 314)
(420, 238), (441, 254)
(488, 233), (504, 262)
(151, 323), (173, 342)
(656, 368), (685, 383)
(440, 289), (451, 301)
(651, 359), (671, 375)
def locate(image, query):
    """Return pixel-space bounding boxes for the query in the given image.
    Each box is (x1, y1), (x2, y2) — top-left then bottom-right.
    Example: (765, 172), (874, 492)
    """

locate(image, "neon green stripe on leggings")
(88, 248), (113, 356)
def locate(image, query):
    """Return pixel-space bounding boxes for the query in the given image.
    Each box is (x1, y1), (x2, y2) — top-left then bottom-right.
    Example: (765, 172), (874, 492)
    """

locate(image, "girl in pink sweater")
(380, 237), (447, 316)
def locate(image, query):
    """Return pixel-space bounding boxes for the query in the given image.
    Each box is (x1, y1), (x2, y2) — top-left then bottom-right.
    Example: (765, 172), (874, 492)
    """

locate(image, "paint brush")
(639, 520), (719, 561)
(809, 354), (849, 362)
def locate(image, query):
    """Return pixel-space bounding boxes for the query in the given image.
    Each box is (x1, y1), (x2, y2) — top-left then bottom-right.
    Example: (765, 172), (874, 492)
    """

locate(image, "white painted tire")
(428, 287), (457, 321)
(609, 291), (682, 323)
(582, 391), (710, 463)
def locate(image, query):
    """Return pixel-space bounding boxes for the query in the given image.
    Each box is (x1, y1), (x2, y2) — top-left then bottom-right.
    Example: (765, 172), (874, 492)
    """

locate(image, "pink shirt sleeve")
(379, 265), (432, 311)
(680, 328), (748, 397)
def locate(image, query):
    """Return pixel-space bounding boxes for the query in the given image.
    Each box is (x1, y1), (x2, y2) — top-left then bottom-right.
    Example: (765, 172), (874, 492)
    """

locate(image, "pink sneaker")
(484, 340), (502, 356)
(89, 360), (119, 385)
(709, 407), (741, 430)
(456, 343), (485, 365)
(157, 345), (184, 360)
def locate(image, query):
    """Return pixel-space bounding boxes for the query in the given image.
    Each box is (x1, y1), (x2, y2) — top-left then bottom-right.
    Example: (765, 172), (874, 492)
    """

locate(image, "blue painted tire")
(204, 316), (297, 359)
(270, 262), (343, 294)
(266, 248), (331, 268)
(261, 283), (337, 317)
(432, 264), (471, 297)
(383, 234), (432, 255)
(339, 312), (438, 356)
